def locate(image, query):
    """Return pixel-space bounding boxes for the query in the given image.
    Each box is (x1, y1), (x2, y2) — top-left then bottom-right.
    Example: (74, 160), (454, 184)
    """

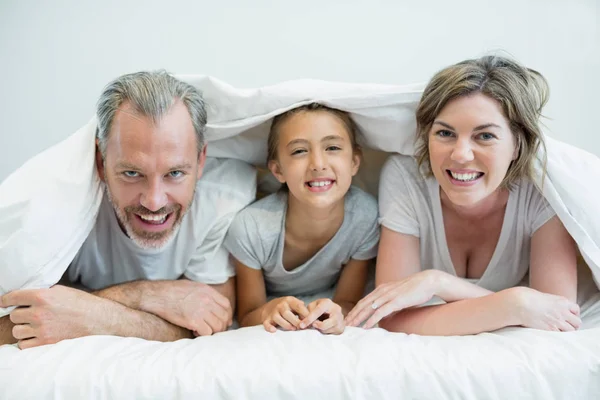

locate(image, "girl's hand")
(261, 296), (309, 333)
(509, 287), (581, 331)
(345, 270), (441, 328)
(300, 298), (345, 335)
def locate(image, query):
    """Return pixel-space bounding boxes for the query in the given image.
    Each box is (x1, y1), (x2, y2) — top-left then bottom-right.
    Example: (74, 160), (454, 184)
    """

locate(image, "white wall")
(0, 0), (598, 182)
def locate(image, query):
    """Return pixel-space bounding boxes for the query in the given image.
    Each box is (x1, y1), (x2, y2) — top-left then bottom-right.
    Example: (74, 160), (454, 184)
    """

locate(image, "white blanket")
(1, 76), (600, 398)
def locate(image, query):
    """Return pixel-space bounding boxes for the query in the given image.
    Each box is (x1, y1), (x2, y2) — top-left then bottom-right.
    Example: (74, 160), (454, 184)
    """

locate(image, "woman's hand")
(345, 269), (441, 328)
(509, 287), (581, 331)
(261, 296), (309, 333)
(300, 298), (345, 335)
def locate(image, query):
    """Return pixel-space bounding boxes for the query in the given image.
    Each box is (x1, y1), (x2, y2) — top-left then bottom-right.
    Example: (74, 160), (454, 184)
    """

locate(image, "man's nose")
(140, 179), (168, 212)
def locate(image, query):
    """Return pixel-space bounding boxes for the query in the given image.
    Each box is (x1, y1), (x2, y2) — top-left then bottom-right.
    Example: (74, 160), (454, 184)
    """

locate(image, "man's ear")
(95, 139), (105, 182)
(196, 144), (208, 180)
(267, 159), (286, 184)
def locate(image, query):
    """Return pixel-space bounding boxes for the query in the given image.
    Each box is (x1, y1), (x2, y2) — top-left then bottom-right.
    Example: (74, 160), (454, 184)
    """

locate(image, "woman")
(346, 55), (580, 335)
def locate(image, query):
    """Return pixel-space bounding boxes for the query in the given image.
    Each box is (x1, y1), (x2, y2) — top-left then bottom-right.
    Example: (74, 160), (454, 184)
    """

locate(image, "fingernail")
(299, 323), (305, 329)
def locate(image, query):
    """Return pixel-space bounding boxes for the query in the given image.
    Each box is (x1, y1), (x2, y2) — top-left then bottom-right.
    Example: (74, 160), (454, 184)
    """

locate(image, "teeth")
(139, 214), (167, 223)
(308, 180), (332, 187)
(450, 172), (481, 182)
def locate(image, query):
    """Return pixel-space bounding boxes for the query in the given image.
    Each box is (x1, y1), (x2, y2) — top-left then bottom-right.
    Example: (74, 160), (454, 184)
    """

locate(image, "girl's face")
(428, 93), (517, 207)
(268, 111), (360, 210)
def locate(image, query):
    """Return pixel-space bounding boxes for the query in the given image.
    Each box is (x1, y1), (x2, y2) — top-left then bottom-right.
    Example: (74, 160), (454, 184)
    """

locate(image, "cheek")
(428, 142), (445, 168)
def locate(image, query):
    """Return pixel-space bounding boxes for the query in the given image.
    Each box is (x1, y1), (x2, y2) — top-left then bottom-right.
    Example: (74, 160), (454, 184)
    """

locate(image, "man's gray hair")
(96, 70), (207, 157)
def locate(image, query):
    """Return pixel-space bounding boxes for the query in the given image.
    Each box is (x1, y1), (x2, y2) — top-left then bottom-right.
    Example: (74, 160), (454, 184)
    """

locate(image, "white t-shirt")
(224, 186), (380, 296)
(378, 155), (556, 292)
(68, 157), (257, 290)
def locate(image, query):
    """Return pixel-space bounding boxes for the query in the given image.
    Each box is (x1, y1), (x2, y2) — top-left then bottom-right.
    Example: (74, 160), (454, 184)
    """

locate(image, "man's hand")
(0, 285), (110, 350)
(139, 280), (233, 336)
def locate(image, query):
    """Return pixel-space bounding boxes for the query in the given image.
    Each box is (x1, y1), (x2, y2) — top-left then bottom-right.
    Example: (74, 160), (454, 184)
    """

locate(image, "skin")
(346, 93), (579, 335)
(236, 110), (371, 335)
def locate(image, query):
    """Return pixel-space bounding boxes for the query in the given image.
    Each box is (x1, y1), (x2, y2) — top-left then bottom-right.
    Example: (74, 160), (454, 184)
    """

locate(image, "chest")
(442, 208), (506, 279)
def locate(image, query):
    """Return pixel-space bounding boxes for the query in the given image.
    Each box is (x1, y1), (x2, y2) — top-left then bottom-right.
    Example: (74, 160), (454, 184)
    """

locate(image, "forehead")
(278, 111), (351, 143)
(437, 93), (508, 126)
(104, 101), (197, 169)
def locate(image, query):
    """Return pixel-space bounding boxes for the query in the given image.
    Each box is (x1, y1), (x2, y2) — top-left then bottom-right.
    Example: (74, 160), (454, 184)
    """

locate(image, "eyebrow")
(433, 121), (502, 131)
(286, 135), (345, 148)
(115, 162), (194, 171)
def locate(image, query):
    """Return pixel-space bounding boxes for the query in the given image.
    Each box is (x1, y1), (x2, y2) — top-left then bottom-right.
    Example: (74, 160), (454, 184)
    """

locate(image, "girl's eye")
(326, 145), (341, 151)
(169, 170), (184, 178)
(123, 171), (139, 178)
(291, 149), (307, 155)
(478, 132), (496, 141)
(436, 130), (454, 138)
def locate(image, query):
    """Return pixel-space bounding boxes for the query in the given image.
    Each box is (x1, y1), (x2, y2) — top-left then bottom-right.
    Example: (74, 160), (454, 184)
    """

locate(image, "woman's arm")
(347, 227), (509, 333)
(529, 216), (577, 302)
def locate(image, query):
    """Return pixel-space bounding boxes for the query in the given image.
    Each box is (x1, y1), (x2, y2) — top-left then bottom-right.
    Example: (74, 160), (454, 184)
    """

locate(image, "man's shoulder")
(189, 157), (258, 223)
(196, 157), (257, 196)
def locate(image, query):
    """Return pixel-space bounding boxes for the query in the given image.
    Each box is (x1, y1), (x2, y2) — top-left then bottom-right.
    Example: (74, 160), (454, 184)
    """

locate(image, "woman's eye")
(436, 130), (454, 138)
(291, 149), (307, 155)
(326, 145), (341, 151)
(478, 132), (496, 140)
(123, 171), (139, 178)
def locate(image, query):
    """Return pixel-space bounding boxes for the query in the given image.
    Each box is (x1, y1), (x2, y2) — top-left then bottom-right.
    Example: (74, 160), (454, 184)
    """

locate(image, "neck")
(440, 188), (509, 220)
(285, 193), (345, 240)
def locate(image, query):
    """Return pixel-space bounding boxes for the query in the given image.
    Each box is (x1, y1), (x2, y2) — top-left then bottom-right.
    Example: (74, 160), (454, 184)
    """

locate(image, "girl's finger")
(272, 313), (295, 331)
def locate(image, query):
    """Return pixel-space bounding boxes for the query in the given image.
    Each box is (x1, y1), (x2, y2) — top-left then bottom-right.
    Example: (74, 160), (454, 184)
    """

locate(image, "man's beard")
(105, 186), (194, 250)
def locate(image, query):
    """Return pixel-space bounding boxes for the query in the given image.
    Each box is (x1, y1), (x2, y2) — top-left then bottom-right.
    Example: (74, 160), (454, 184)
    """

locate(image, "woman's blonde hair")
(415, 55), (548, 188)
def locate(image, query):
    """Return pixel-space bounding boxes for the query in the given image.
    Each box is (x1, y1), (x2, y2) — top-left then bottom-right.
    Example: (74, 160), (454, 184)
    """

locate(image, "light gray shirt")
(225, 186), (380, 296)
(68, 157), (257, 290)
(378, 154), (556, 292)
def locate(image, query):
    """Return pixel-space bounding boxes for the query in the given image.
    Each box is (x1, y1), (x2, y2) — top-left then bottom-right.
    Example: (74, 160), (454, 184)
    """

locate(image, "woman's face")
(428, 93), (517, 207)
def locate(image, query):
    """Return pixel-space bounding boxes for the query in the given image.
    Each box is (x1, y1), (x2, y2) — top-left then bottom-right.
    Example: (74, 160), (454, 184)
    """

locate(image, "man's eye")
(123, 171), (139, 178)
(169, 171), (184, 178)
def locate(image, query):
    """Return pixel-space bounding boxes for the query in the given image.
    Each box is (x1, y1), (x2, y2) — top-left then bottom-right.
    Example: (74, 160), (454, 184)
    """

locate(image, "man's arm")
(94, 278), (233, 336)
(1, 286), (192, 349)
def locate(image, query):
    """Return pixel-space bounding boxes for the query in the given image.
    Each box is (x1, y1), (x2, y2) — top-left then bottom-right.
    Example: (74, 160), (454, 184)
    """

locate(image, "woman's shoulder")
(381, 154), (427, 188)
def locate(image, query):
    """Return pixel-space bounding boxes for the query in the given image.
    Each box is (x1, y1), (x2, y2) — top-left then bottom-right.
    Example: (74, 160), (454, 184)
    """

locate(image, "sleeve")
(184, 159), (257, 284)
(223, 210), (264, 270)
(378, 156), (421, 237)
(351, 195), (381, 261)
(527, 182), (557, 235)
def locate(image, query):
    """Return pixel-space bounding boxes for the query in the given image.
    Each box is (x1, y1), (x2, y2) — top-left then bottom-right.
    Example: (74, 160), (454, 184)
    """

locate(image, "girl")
(225, 103), (380, 334)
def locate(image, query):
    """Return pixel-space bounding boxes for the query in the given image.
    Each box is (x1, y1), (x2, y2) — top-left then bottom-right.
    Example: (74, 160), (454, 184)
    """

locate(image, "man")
(0, 71), (256, 349)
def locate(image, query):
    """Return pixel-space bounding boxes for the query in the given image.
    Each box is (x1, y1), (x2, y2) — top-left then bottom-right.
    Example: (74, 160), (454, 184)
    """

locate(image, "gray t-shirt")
(68, 157), (257, 290)
(224, 186), (380, 296)
(378, 154), (556, 292)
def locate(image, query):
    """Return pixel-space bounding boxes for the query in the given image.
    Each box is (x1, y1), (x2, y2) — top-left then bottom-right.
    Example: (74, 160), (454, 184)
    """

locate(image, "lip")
(445, 169), (484, 187)
(305, 178), (335, 193)
(131, 211), (175, 232)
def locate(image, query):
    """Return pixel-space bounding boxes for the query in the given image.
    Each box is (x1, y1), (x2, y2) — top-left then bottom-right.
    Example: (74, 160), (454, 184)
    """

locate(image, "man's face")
(97, 100), (206, 249)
